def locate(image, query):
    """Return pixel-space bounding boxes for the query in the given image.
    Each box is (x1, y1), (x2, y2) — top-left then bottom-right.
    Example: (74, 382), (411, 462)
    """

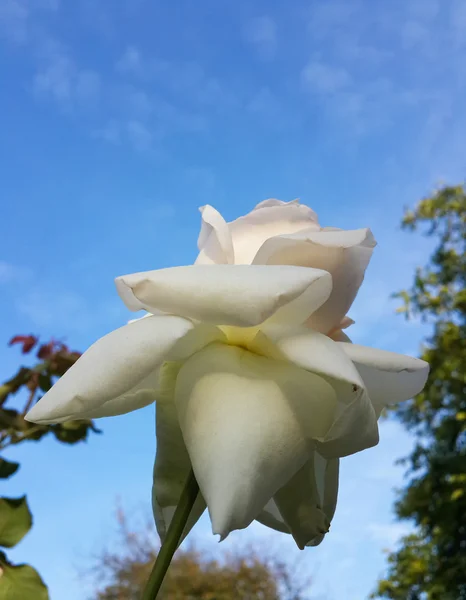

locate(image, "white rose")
(26, 199), (429, 549)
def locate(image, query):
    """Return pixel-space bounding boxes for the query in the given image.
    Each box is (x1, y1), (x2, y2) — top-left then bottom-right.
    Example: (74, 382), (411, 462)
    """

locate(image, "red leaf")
(37, 342), (54, 359)
(8, 335), (38, 354)
(37, 339), (70, 359)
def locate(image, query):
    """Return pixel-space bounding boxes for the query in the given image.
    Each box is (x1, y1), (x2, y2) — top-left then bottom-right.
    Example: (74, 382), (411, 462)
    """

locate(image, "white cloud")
(366, 522), (413, 548)
(126, 87), (153, 117)
(301, 0), (466, 153)
(16, 285), (127, 333)
(307, 2), (361, 39)
(75, 69), (101, 103)
(115, 45), (142, 75)
(126, 119), (152, 151)
(451, 0), (466, 48)
(0, 0), (29, 44)
(0, 0), (59, 45)
(243, 16), (277, 60)
(247, 87), (280, 116)
(33, 53), (73, 102)
(92, 120), (121, 144)
(0, 261), (31, 284)
(406, 0), (439, 22)
(301, 59), (351, 94)
(142, 203), (176, 220)
(185, 167), (216, 192)
(401, 20), (429, 50)
(37, 0), (60, 9)
(1, 8), (229, 152)
(17, 289), (88, 328)
(33, 43), (101, 109)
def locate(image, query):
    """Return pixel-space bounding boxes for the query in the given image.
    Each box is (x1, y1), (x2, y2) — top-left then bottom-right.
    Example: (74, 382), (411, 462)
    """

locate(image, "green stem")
(141, 469), (199, 600)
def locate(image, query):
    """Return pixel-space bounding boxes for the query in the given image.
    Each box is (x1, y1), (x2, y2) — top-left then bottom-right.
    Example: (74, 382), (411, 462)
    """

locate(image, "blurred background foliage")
(87, 506), (311, 600)
(373, 185), (466, 599)
(0, 336), (99, 599)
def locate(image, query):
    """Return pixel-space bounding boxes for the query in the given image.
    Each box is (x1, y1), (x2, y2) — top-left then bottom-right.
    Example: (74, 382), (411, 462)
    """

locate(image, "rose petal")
(329, 330), (352, 342)
(116, 265), (332, 327)
(195, 205), (235, 265)
(82, 370), (160, 419)
(256, 453), (339, 548)
(274, 452), (339, 549)
(250, 326), (378, 458)
(25, 315), (195, 424)
(306, 454), (339, 546)
(256, 500), (290, 534)
(84, 324), (225, 420)
(152, 363), (206, 543)
(338, 343), (429, 417)
(228, 199), (320, 265)
(174, 343), (338, 539)
(253, 198), (319, 222)
(261, 325), (364, 389)
(253, 228), (376, 333)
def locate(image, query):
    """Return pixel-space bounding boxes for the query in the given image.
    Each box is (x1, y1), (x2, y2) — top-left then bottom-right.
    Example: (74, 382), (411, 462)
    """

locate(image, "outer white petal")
(116, 265), (332, 327)
(195, 205), (235, 265)
(83, 324), (226, 421)
(338, 343), (429, 417)
(258, 326), (378, 458)
(256, 453), (339, 548)
(228, 199), (320, 265)
(25, 315), (194, 424)
(262, 325), (364, 387)
(274, 452), (339, 549)
(253, 228), (376, 333)
(152, 363), (206, 543)
(256, 500), (290, 534)
(174, 343), (339, 539)
(128, 311), (163, 324)
(82, 370), (160, 419)
(306, 454), (339, 546)
(25, 317), (224, 425)
(253, 198), (319, 222)
(329, 330), (352, 342)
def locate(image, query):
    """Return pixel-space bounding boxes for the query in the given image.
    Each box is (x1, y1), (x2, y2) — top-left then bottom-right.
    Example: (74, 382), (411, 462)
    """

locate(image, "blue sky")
(0, 0), (464, 598)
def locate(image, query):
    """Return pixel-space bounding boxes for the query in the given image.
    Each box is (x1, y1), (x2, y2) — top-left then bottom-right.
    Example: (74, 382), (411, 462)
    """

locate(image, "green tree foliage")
(0, 335), (100, 599)
(89, 508), (311, 600)
(373, 185), (466, 600)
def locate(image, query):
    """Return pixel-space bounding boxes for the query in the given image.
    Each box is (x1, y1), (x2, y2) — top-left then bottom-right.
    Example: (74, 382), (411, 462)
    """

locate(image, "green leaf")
(0, 552), (49, 600)
(37, 374), (52, 393)
(0, 497), (32, 548)
(0, 459), (19, 479)
(51, 420), (97, 444)
(450, 489), (464, 502)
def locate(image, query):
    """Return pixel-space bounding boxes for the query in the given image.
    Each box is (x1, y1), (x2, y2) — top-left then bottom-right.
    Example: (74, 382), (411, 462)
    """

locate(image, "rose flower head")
(26, 199), (429, 549)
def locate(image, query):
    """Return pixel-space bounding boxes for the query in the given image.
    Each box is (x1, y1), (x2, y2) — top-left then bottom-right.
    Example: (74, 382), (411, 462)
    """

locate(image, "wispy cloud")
(115, 45), (142, 76)
(302, 0), (466, 148)
(243, 16), (277, 60)
(0, 261), (31, 284)
(17, 288), (89, 329)
(301, 59), (351, 94)
(0, 0), (29, 44)
(15, 284), (127, 334)
(126, 119), (153, 151)
(366, 522), (413, 548)
(92, 120), (121, 144)
(0, 0), (58, 45)
(451, 0), (466, 48)
(0, 259), (125, 335)
(33, 41), (101, 110)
